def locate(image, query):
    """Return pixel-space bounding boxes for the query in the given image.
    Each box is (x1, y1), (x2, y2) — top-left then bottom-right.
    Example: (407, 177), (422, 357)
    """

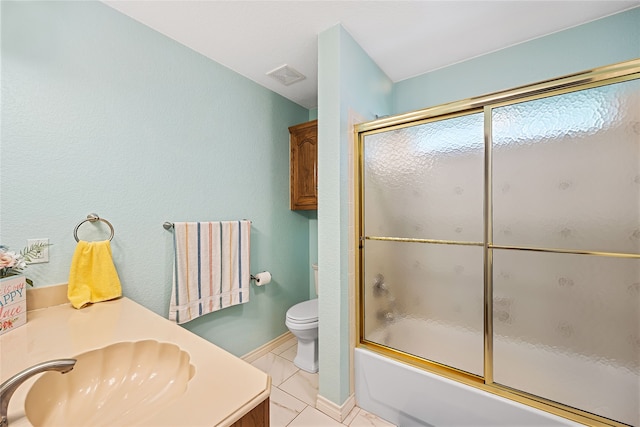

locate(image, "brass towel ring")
(74, 213), (115, 242)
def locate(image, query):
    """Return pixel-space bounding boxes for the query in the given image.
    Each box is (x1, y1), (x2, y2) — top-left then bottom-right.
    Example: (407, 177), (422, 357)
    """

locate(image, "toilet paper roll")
(254, 271), (271, 286)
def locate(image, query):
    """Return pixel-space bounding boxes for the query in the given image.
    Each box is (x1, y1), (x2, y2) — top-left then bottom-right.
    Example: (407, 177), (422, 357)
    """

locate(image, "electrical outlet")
(27, 238), (49, 263)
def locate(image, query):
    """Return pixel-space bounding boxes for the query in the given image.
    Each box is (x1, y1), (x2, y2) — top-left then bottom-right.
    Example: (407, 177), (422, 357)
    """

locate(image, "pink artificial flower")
(0, 251), (18, 268)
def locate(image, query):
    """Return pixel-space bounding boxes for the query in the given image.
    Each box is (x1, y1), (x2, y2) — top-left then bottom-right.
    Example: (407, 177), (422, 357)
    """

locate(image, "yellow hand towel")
(67, 240), (122, 309)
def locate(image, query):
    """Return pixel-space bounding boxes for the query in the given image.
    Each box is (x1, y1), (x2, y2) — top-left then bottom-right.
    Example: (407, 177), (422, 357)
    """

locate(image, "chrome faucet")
(1, 359), (76, 427)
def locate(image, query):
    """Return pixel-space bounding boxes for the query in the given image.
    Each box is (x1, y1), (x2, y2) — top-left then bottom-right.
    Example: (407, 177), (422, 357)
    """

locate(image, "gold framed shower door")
(355, 58), (640, 427)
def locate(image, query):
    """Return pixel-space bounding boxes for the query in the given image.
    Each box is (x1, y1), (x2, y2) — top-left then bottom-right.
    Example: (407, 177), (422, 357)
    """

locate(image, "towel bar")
(163, 220), (252, 230)
(74, 214), (115, 242)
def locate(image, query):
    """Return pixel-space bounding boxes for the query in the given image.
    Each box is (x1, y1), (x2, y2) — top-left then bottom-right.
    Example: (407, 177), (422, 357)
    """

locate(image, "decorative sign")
(0, 275), (27, 335)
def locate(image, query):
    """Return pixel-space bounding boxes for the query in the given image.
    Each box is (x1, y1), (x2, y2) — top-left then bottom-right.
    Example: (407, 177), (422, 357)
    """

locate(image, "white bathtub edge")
(354, 347), (585, 427)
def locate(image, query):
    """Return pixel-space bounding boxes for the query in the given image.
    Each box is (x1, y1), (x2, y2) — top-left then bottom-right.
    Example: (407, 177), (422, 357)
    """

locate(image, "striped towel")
(169, 221), (251, 324)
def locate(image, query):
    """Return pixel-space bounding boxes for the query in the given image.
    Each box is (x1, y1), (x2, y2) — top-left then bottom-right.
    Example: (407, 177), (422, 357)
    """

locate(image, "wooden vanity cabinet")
(289, 120), (317, 210)
(229, 397), (269, 427)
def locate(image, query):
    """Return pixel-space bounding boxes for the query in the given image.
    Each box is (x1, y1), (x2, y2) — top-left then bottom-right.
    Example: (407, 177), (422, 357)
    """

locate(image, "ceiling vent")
(266, 64), (306, 86)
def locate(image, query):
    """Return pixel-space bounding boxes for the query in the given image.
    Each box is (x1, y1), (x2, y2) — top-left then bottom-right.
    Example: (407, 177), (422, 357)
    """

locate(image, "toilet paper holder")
(251, 271), (271, 286)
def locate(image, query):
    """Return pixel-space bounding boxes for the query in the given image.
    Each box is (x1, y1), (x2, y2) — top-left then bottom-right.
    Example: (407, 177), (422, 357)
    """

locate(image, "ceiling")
(103, 1), (639, 109)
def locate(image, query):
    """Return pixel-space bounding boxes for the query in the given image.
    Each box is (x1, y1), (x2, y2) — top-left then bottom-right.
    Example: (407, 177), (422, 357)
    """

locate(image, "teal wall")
(1, 1), (311, 356)
(393, 7), (640, 114)
(317, 24), (392, 405)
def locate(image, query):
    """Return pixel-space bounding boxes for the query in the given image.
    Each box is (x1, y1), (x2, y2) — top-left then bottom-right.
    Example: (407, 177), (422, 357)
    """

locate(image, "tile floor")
(250, 336), (396, 427)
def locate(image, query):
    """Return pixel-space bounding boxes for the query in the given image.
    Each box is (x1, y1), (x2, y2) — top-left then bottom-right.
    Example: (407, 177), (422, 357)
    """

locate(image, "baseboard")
(316, 393), (356, 423)
(241, 331), (294, 363)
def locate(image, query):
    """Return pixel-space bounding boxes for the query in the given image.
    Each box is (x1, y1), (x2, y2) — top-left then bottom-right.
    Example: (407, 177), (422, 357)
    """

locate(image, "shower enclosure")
(356, 59), (639, 426)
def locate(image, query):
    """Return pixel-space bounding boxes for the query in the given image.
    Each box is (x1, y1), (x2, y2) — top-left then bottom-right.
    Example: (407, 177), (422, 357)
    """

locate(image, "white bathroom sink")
(24, 340), (195, 427)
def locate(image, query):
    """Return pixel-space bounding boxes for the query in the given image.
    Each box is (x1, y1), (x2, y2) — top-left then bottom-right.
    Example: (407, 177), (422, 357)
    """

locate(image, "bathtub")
(355, 318), (638, 426)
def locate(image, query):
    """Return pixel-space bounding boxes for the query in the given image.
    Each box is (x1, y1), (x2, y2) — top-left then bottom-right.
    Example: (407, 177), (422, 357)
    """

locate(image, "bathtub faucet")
(373, 274), (389, 296)
(377, 309), (396, 322)
(373, 273), (399, 324)
(1, 359), (76, 427)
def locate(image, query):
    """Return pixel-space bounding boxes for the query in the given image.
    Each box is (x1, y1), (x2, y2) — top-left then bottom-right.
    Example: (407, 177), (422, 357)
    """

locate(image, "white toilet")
(285, 263), (319, 373)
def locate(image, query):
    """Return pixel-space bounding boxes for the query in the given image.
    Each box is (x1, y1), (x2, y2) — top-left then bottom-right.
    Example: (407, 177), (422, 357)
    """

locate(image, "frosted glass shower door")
(491, 79), (640, 426)
(362, 112), (485, 376)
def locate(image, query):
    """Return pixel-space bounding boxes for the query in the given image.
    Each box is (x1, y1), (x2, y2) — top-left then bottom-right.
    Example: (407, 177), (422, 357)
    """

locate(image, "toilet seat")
(286, 299), (318, 324)
(284, 268), (319, 373)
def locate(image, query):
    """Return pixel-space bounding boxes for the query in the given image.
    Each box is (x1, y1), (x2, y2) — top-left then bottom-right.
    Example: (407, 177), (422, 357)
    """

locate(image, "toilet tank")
(312, 263), (318, 296)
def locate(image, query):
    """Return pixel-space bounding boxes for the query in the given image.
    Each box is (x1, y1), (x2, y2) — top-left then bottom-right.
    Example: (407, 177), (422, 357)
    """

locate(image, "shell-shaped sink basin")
(24, 340), (195, 427)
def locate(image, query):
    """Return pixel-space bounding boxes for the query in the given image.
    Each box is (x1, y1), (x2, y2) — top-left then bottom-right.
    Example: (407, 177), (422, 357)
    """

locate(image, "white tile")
(279, 343), (298, 362)
(272, 336), (298, 355)
(269, 386), (307, 427)
(342, 407), (360, 425)
(287, 406), (343, 427)
(348, 408), (396, 427)
(250, 353), (299, 386)
(278, 369), (319, 406)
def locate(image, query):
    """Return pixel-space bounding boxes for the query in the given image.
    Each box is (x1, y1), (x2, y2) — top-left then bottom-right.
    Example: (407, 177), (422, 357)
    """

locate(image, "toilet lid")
(286, 299), (318, 323)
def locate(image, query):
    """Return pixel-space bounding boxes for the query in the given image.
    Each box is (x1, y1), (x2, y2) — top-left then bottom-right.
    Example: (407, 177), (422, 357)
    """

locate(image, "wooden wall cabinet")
(289, 119), (317, 210)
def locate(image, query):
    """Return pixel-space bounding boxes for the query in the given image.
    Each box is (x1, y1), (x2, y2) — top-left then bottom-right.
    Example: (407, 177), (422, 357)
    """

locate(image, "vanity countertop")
(0, 297), (270, 426)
